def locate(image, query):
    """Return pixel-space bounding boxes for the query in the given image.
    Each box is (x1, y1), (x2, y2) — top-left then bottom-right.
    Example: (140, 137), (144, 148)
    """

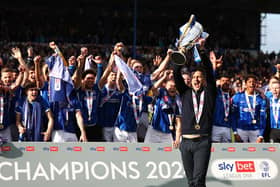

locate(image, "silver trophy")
(172, 14), (206, 65)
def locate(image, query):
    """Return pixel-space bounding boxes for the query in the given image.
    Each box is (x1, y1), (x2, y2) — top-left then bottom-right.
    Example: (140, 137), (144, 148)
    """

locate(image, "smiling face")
(191, 71), (205, 91)
(1, 71), (13, 86)
(107, 72), (117, 84)
(84, 73), (96, 89)
(26, 87), (39, 102)
(28, 69), (36, 82)
(165, 80), (177, 97)
(271, 82), (280, 98)
(245, 77), (256, 94)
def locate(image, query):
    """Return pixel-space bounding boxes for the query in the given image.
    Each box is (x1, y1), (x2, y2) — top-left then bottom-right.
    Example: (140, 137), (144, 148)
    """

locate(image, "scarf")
(23, 100), (42, 141)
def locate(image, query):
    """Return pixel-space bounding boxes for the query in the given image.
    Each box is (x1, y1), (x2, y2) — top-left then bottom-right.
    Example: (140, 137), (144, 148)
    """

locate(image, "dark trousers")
(179, 136), (212, 187)
(76, 125), (104, 142)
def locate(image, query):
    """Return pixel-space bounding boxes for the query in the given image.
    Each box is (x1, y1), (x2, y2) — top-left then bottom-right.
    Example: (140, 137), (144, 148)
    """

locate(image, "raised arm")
(151, 70), (169, 96)
(151, 49), (172, 81)
(94, 56), (103, 84)
(11, 47), (28, 69)
(11, 47), (30, 87)
(49, 41), (68, 66)
(34, 55), (45, 88)
(10, 65), (25, 91)
(72, 55), (85, 89)
(98, 53), (114, 90)
(116, 70), (125, 93)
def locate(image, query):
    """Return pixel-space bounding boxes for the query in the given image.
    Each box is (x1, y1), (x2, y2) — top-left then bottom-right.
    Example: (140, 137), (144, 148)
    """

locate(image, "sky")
(261, 13), (280, 53)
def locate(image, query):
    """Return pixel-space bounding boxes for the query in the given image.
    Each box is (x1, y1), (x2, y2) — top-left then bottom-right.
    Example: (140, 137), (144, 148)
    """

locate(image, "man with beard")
(232, 75), (267, 143)
(212, 74), (233, 142)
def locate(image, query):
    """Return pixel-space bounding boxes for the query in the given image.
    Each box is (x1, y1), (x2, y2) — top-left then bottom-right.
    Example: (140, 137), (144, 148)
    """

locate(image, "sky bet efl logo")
(211, 159), (278, 180)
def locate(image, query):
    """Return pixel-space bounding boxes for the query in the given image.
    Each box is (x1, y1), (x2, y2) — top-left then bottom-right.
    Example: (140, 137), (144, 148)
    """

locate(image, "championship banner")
(0, 143), (279, 187)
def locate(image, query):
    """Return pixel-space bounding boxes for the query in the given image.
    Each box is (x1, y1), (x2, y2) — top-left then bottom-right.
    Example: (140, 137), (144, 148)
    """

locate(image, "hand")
(234, 134), (243, 143)
(172, 140), (180, 149)
(18, 125), (26, 135)
(153, 55), (162, 66)
(127, 57), (132, 67)
(93, 56), (102, 64)
(79, 133), (88, 142)
(210, 51), (223, 70)
(41, 131), (51, 142)
(86, 55), (93, 62)
(163, 70), (171, 78)
(18, 65), (26, 72)
(49, 41), (57, 50)
(80, 47), (88, 57)
(77, 55), (85, 68)
(33, 55), (41, 65)
(197, 38), (206, 50)
(11, 47), (22, 59)
(167, 49), (173, 56)
(256, 137), (263, 143)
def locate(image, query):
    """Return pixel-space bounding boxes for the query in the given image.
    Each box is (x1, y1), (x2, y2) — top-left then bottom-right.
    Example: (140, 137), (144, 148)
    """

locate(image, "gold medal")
(0, 124), (3, 129)
(252, 119), (257, 124)
(195, 124), (200, 130)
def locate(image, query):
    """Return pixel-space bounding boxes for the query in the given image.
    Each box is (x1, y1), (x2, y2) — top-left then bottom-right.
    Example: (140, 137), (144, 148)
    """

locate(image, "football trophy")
(171, 14), (207, 65)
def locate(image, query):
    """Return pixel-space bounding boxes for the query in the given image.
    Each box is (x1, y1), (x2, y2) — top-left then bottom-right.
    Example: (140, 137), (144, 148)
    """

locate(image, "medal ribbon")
(132, 95), (143, 124)
(192, 90), (205, 124)
(245, 92), (256, 121)
(271, 97), (280, 125)
(86, 90), (94, 121)
(221, 90), (230, 118)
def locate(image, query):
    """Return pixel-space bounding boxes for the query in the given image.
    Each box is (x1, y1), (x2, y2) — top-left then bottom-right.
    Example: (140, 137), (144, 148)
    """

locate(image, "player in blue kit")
(0, 67), (25, 141)
(113, 68), (152, 142)
(212, 74), (233, 142)
(113, 69), (137, 142)
(144, 70), (182, 144)
(76, 68), (103, 141)
(232, 75), (267, 143)
(267, 80), (280, 142)
(47, 42), (87, 142)
(74, 52), (103, 141)
(98, 53), (123, 142)
(15, 82), (53, 141)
